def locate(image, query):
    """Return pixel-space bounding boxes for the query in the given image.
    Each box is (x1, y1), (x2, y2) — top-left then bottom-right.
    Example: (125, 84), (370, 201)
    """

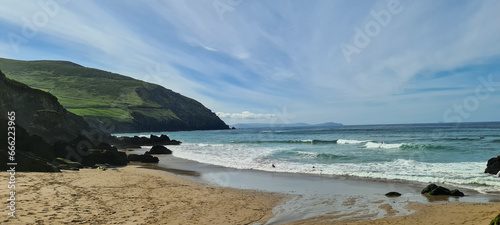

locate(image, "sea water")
(116, 122), (500, 194)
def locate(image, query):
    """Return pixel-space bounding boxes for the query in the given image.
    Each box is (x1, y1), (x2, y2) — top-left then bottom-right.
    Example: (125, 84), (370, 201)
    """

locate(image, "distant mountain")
(232, 122), (343, 129)
(0, 58), (229, 133)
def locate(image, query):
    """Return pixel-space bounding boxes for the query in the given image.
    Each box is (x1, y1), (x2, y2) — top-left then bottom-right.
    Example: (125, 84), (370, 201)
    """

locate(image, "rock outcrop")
(421, 184), (464, 196)
(485, 156), (500, 175)
(146, 145), (173, 154)
(127, 154), (159, 163)
(80, 144), (129, 167)
(0, 69), (117, 171)
(109, 134), (181, 149)
(0, 69), (91, 144)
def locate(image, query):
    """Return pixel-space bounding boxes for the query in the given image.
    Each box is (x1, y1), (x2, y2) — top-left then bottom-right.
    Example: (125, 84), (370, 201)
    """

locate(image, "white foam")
(337, 139), (371, 144)
(169, 144), (500, 193)
(363, 142), (403, 149)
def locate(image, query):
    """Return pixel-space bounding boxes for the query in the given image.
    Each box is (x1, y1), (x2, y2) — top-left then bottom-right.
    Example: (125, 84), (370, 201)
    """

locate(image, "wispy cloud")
(0, 0), (498, 125)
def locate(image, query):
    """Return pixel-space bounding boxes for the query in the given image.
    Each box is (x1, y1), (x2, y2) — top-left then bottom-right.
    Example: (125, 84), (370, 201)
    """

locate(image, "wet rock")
(146, 145), (172, 154)
(421, 184), (464, 196)
(81, 149), (128, 167)
(385, 192), (402, 197)
(127, 154), (159, 163)
(450, 189), (465, 197)
(485, 156), (500, 175)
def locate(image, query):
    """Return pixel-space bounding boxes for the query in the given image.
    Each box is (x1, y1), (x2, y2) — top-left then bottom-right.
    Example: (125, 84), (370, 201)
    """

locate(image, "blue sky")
(1, 0), (499, 125)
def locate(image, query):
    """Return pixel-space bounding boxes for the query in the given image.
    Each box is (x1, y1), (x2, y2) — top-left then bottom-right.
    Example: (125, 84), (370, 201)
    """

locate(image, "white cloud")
(216, 111), (276, 120)
(1, 0), (499, 125)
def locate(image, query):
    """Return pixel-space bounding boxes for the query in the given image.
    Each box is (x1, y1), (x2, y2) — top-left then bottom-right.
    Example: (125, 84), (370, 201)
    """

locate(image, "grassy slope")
(0, 58), (223, 131)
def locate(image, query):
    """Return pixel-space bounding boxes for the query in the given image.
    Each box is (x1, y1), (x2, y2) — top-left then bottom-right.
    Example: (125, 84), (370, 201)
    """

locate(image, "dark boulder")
(421, 184), (464, 196)
(485, 156), (500, 175)
(385, 192), (402, 197)
(127, 154), (159, 163)
(421, 184), (438, 194)
(81, 149), (129, 167)
(95, 142), (117, 151)
(140, 155), (159, 163)
(146, 145), (172, 154)
(450, 189), (465, 197)
(127, 154), (144, 162)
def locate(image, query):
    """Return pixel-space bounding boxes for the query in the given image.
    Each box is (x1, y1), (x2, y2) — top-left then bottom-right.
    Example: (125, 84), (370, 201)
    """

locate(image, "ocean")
(117, 122), (500, 194)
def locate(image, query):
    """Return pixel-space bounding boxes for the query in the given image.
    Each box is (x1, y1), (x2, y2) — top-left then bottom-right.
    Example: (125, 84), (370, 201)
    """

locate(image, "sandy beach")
(2, 166), (284, 225)
(2, 165), (500, 225)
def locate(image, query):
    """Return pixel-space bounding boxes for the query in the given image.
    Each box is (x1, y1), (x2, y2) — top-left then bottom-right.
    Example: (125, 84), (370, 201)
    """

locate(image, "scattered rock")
(146, 145), (172, 154)
(485, 156), (500, 175)
(421, 184), (464, 196)
(385, 192), (402, 197)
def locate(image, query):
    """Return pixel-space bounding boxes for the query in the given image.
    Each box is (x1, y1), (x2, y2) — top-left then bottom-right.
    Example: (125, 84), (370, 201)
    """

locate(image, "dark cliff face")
(133, 86), (229, 132)
(0, 69), (91, 144)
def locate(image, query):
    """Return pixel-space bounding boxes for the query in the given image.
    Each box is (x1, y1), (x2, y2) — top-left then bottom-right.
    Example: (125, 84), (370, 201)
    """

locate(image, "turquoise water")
(116, 122), (500, 193)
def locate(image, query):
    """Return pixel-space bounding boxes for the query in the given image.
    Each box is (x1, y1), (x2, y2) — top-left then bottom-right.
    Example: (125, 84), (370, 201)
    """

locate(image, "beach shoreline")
(151, 154), (500, 224)
(2, 160), (500, 224)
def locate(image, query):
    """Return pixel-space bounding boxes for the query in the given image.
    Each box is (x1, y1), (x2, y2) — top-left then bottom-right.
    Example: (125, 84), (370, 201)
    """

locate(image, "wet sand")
(288, 202), (500, 224)
(154, 154), (500, 224)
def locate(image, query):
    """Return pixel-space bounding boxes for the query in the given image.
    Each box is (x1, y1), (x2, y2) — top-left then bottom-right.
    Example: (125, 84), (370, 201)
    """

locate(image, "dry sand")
(2, 166), (284, 225)
(2, 165), (500, 225)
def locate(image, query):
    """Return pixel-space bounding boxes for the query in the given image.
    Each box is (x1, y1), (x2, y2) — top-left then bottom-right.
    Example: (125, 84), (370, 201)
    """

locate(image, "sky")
(1, 0), (499, 125)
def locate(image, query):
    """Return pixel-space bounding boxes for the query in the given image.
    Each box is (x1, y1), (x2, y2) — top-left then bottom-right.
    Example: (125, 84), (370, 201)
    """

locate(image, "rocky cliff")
(0, 69), (91, 144)
(0, 58), (229, 132)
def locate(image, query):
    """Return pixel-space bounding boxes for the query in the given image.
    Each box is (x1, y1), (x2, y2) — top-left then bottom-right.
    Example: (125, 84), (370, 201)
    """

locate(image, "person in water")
(379, 142), (385, 148)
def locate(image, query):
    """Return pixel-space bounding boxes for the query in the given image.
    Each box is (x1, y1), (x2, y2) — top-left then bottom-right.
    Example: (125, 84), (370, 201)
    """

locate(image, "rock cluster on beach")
(109, 135), (181, 149)
(81, 143), (129, 167)
(421, 184), (464, 196)
(485, 155), (500, 175)
(127, 145), (173, 163)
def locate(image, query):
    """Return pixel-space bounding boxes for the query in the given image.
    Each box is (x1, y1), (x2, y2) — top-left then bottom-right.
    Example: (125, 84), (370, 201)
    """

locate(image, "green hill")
(0, 58), (229, 133)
